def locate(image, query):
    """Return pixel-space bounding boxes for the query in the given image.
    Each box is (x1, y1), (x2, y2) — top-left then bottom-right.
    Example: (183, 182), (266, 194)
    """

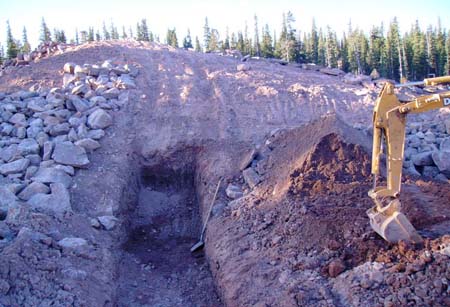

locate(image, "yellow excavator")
(368, 75), (450, 243)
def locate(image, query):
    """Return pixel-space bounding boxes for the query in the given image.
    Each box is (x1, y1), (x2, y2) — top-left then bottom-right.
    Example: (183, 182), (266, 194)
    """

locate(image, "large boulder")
(411, 151), (434, 166)
(243, 168), (261, 188)
(32, 167), (72, 188)
(18, 182), (50, 201)
(27, 183), (72, 214)
(0, 158), (30, 175)
(87, 109), (112, 129)
(18, 138), (39, 155)
(432, 151), (450, 177)
(52, 142), (89, 168)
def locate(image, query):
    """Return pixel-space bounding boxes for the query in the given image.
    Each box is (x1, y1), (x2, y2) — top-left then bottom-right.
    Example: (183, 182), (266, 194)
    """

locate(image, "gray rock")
(0, 158), (30, 175)
(87, 109), (112, 129)
(27, 97), (47, 112)
(77, 123), (89, 139)
(435, 173), (449, 183)
(54, 164), (75, 176)
(69, 96), (91, 112)
(68, 128), (78, 142)
(445, 118), (450, 134)
(27, 183), (71, 214)
(240, 148), (257, 171)
(57, 237), (87, 251)
(0, 144), (19, 162)
(24, 165), (38, 179)
(411, 151), (434, 166)
(61, 268), (88, 281)
(237, 64), (251, 72)
(63, 63), (76, 74)
(116, 75), (136, 89)
(97, 215), (118, 230)
(0, 279), (10, 295)
(441, 137), (450, 152)
(87, 129), (105, 140)
(422, 166), (439, 178)
(8, 113), (27, 127)
(0, 186), (18, 208)
(32, 167), (72, 188)
(16, 127), (26, 138)
(18, 138), (39, 155)
(225, 184), (244, 199)
(89, 96), (107, 105)
(43, 141), (54, 161)
(26, 125), (42, 138)
(68, 115), (86, 127)
(49, 123), (71, 136)
(243, 168), (261, 188)
(52, 142), (89, 168)
(18, 182), (50, 201)
(71, 84), (89, 96)
(432, 151), (450, 175)
(102, 88), (120, 99)
(75, 138), (101, 152)
(26, 154), (41, 166)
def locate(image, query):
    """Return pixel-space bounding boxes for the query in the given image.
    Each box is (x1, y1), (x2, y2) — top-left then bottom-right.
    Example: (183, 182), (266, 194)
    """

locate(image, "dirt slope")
(0, 41), (449, 307)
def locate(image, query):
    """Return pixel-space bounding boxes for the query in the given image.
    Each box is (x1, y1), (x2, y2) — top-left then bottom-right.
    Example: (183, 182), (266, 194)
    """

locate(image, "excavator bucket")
(366, 203), (423, 244)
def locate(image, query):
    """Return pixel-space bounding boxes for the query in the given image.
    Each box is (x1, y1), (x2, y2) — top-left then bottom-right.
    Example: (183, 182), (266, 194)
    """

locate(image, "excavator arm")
(368, 76), (450, 243)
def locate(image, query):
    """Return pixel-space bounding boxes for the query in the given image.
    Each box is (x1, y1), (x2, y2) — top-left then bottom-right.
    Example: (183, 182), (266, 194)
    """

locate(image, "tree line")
(1, 13), (450, 81)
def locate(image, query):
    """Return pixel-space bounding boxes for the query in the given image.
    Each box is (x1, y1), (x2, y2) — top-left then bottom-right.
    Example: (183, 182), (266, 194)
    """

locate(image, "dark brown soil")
(116, 168), (222, 307)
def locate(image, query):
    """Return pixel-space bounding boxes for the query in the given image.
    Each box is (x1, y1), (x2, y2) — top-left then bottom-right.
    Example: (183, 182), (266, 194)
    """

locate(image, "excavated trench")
(116, 162), (222, 307)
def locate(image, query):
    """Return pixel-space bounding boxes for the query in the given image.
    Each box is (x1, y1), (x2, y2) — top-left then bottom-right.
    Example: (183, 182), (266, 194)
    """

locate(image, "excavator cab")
(368, 76), (450, 243)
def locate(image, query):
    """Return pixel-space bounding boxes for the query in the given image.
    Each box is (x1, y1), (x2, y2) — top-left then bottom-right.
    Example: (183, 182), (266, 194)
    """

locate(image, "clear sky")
(0, 0), (449, 49)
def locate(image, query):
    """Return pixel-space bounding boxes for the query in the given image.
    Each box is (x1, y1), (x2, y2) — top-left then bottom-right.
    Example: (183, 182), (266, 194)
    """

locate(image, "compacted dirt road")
(0, 41), (448, 306)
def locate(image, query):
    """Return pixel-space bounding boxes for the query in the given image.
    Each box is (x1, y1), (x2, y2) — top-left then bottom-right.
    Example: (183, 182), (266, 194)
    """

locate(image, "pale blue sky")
(0, 0), (449, 49)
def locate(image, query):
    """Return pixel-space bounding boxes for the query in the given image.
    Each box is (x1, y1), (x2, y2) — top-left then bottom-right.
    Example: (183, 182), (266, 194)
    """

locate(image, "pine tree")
(275, 12), (298, 62)
(140, 19), (150, 41)
(88, 27), (94, 42)
(203, 17), (211, 52)
(102, 22), (111, 40)
(208, 29), (220, 51)
(386, 18), (401, 79)
(445, 30), (450, 75)
(236, 32), (245, 54)
(96, 30), (101, 41)
(317, 28), (326, 66)
(254, 15), (261, 56)
(39, 17), (51, 43)
(261, 24), (274, 58)
(75, 28), (79, 44)
(6, 21), (18, 59)
(231, 32), (237, 49)
(425, 25), (437, 75)
(21, 26), (31, 53)
(410, 20), (427, 80)
(223, 27), (230, 50)
(308, 19), (319, 63)
(325, 26), (338, 68)
(435, 18), (446, 76)
(194, 36), (202, 52)
(183, 29), (193, 49)
(166, 28), (178, 47)
(121, 26), (128, 39)
(0, 44), (4, 64)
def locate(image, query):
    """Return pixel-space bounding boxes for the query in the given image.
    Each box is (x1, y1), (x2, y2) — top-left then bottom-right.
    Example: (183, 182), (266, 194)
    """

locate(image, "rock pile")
(1, 42), (75, 68)
(0, 60), (137, 218)
(404, 112), (450, 181)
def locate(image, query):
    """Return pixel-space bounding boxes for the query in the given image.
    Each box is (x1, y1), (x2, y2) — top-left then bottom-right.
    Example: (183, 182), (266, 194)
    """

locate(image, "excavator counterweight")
(368, 75), (450, 243)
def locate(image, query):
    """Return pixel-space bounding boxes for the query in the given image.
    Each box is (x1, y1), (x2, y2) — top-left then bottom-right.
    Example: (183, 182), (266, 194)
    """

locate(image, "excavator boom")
(368, 75), (450, 243)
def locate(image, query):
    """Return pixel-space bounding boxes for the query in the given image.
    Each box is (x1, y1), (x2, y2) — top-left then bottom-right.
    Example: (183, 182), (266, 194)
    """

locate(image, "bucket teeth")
(367, 207), (423, 244)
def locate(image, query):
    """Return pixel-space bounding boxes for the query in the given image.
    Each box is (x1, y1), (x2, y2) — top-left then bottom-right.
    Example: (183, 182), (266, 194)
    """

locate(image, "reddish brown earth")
(0, 41), (449, 307)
